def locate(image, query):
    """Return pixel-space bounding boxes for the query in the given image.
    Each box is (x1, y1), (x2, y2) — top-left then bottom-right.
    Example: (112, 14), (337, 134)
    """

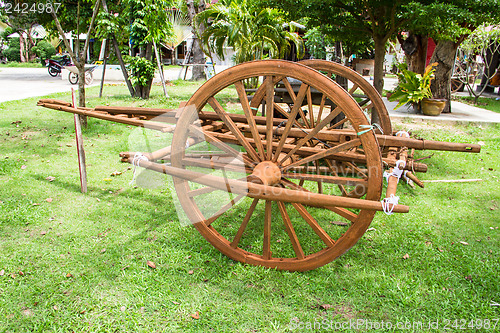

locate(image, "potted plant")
(388, 62), (446, 116)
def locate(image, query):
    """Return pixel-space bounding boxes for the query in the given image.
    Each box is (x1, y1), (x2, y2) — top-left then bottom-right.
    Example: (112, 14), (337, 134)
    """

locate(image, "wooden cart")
(65, 64), (97, 85)
(38, 60), (480, 271)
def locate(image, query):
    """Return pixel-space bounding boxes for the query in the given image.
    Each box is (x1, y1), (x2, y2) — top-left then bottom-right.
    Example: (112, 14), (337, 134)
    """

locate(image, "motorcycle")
(46, 55), (72, 77)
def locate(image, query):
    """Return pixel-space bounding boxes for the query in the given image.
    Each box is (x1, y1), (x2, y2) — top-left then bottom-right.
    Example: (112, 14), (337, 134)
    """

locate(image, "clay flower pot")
(421, 98), (446, 116)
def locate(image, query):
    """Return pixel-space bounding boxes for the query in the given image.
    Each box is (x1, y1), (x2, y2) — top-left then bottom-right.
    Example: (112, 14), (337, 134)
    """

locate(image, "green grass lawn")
(1, 84), (499, 332)
(0, 62), (45, 68)
(454, 96), (500, 114)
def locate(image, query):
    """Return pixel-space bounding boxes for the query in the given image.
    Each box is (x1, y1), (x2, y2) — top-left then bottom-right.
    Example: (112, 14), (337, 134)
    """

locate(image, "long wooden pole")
(133, 158), (410, 214)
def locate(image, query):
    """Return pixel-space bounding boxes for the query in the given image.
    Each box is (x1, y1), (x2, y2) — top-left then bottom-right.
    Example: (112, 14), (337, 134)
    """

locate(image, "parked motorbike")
(46, 55), (72, 77)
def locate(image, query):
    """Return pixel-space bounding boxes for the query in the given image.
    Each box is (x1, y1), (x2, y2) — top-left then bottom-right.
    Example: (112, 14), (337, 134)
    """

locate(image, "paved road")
(0, 66), (185, 103)
(1, 67), (499, 123)
(0, 67), (81, 103)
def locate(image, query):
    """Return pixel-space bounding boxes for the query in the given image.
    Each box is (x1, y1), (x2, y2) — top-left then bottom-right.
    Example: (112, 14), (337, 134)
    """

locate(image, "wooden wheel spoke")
(317, 94), (327, 123)
(277, 202), (305, 259)
(361, 101), (373, 111)
(298, 107), (310, 129)
(292, 203), (335, 247)
(188, 124), (254, 167)
(208, 96), (261, 162)
(348, 83), (359, 95)
(281, 79), (310, 128)
(273, 103), (303, 128)
(315, 160), (323, 194)
(205, 194), (245, 226)
(231, 198), (259, 249)
(327, 117), (349, 130)
(344, 161), (368, 179)
(234, 81), (265, 160)
(280, 179), (358, 223)
(249, 75), (285, 113)
(282, 139), (361, 172)
(263, 200), (272, 259)
(325, 159), (348, 197)
(280, 106), (342, 164)
(281, 172), (367, 187)
(265, 76), (275, 160)
(272, 82), (310, 161)
(307, 87), (314, 127)
(282, 77), (297, 100)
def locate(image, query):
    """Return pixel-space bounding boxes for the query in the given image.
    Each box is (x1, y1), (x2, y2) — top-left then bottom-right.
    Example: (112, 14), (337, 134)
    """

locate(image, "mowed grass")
(454, 95), (500, 114)
(0, 82), (499, 332)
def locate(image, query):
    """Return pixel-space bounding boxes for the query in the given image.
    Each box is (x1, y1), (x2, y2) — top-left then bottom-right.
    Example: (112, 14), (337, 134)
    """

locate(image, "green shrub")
(4, 37), (21, 62)
(4, 47), (21, 62)
(32, 40), (56, 65)
(124, 55), (155, 86)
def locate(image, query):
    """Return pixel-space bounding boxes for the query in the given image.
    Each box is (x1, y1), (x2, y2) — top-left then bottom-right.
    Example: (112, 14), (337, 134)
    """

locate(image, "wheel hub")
(248, 161), (281, 186)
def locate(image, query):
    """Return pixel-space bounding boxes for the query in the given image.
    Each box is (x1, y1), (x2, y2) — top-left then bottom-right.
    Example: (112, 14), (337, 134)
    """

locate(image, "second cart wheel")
(451, 78), (464, 93)
(85, 71), (93, 85)
(68, 72), (78, 85)
(170, 60), (383, 271)
(299, 59), (392, 135)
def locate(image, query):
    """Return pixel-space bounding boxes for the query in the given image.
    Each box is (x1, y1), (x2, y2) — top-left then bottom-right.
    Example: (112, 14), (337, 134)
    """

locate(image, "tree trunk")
(19, 34), (27, 62)
(186, 0), (207, 81)
(398, 32), (428, 74)
(76, 61), (88, 127)
(191, 38), (206, 80)
(132, 43), (154, 99)
(373, 34), (386, 94)
(27, 24), (37, 61)
(429, 40), (458, 113)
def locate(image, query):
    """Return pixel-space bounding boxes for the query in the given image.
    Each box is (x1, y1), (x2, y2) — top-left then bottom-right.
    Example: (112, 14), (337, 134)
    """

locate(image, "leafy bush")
(304, 27), (334, 60)
(4, 47), (21, 62)
(4, 37), (21, 62)
(124, 55), (155, 86)
(31, 40), (56, 65)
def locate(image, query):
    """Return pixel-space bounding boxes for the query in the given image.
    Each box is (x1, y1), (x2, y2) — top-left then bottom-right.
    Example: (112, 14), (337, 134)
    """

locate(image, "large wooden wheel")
(170, 60), (384, 271)
(299, 59), (392, 135)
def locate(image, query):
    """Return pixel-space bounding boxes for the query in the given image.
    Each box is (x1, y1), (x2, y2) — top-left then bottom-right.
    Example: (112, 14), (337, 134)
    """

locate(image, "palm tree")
(196, 0), (303, 65)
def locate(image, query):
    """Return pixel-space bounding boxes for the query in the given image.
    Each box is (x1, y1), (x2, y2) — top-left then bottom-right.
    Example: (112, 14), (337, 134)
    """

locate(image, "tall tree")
(1, 0), (41, 62)
(196, 0), (303, 65)
(96, 0), (136, 97)
(186, 0), (207, 81)
(426, 1), (500, 113)
(396, 1), (500, 112)
(48, 0), (101, 126)
(262, 0), (417, 94)
(123, 0), (174, 98)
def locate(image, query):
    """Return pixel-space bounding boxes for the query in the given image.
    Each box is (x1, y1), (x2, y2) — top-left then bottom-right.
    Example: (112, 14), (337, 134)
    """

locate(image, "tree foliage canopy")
(196, 0), (304, 64)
